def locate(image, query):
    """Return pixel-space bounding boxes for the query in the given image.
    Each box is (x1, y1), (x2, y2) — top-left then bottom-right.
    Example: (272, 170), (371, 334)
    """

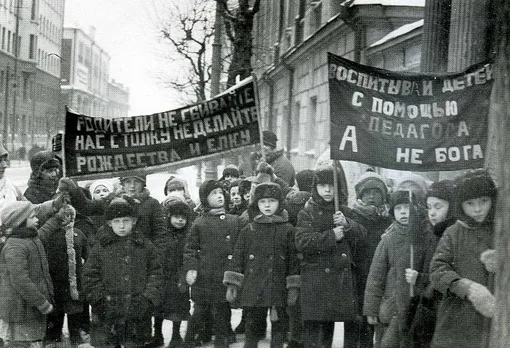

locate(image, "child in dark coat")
(430, 170), (497, 348)
(183, 180), (241, 348)
(151, 196), (192, 348)
(82, 199), (163, 348)
(224, 182), (300, 348)
(407, 180), (456, 348)
(0, 201), (54, 348)
(295, 166), (368, 348)
(363, 190), (433, 348)
(37, 205), (89, 346)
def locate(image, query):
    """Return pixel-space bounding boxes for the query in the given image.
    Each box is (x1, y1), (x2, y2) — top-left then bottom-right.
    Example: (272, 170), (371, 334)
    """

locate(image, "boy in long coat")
(82, 199), (163, 348)
(296, 166), (368, 348)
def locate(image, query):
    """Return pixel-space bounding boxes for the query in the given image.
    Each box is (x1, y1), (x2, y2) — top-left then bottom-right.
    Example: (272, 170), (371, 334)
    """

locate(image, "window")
(295, 0), (306, 44)
(29, 34), (36, 59)
(307, 97), (317, 151)
(7, 30), (11, 52)
(31, 0), (36, 20)
(0, 70), (4, 93)
(311, 2), (322, 32)
(1, 28), (4, 50)
(22, 72), (30, 101)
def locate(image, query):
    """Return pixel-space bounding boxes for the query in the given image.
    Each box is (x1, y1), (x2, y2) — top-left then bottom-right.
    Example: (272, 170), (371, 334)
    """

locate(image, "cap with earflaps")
(262, 130), (278, 148)
(1, 201), (36, 229)
(104, 198), (137, 221)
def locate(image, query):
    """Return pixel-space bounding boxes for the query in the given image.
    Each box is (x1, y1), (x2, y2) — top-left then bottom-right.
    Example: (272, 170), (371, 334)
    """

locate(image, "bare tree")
(151, 0), (216, 102)
(217, 0), (261, 88)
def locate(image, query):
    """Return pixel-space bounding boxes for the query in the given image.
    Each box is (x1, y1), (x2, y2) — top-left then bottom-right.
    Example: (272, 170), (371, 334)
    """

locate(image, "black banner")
(64, 78), (259, 178)
(328, 53), (494, 171)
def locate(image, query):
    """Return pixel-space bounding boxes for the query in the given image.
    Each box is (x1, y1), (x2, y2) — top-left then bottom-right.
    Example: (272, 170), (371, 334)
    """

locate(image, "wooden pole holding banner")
(409, 189), (414, 297)
(333, 160), (340, 212)
(251, 73), (266, 163)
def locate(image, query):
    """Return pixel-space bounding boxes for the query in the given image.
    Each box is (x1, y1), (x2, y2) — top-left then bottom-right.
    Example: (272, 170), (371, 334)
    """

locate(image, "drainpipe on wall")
(281, 60), (294, 159)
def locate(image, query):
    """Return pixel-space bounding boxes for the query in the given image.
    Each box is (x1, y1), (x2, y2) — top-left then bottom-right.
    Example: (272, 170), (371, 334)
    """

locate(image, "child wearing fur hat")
(343, 171), (393, 348)
(150, 196), (193, 348)
(224, 182), (300, 348)
(36, 204), (90, 346)
(0, 201), (54, 348)
(82, 199), (163, 348)
(429, 170), (497, 348)
(363, 189), (433, 348)
(295, 166), (368, 348)
(406, 180), (456, 348)
(183, 180), (241, 348)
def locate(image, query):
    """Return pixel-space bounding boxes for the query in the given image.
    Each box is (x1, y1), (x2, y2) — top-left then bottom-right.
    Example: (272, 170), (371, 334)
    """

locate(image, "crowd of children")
(0, 143), (500, 348)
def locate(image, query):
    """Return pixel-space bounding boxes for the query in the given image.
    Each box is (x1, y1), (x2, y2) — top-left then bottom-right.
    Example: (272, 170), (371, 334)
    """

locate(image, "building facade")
(0, 0), (64, 153)
(60, 26), (114, 118)
(251, 0), (425, 196)
(106, 78), (129, 118)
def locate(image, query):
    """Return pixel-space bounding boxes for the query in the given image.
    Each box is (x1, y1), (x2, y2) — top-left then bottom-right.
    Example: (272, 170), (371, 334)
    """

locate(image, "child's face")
(108, 216), (137, 237)
(230, 186), (242, 206)
(316, 183), (334, 202)
(92, 185), (111, 200)
(122, 178), (144, 196)
(170, 215), (187, 229)
(25, 211), (39, 230)
(258, 198), (279, 216)
(224, 175), (237, 182)
(207, 188), (225, 208)
(361, 188), (384, 207)
(394, 203), (410, 225)
(427, 197), (449, 226)
(41, 167), (60, 181)
(168, 188), (185, 198)
(462, 196), (492, 223)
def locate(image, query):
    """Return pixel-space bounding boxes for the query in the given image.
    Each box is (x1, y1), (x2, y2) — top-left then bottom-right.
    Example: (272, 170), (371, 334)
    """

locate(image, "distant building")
(61, 26), (115, 118)
(251, 0), (425, 199)
(0, 0), (65, 151)
(107, 79), (129, 118)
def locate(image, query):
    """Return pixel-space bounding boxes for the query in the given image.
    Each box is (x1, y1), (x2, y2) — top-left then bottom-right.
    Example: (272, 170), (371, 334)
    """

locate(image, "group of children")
(0, 156), (498, 348)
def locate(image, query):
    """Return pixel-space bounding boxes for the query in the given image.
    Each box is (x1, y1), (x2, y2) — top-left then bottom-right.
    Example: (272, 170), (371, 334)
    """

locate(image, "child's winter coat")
(0, 226), (54, 340)
(38, 213), (88, 314)
(296, 197), (368, 322)
(82, 227), (163, 344)
(224, 209), (300, 308)
(429, 220), (493, 348)
(183, 211), (241, 304)
(160, 196), (191, 321)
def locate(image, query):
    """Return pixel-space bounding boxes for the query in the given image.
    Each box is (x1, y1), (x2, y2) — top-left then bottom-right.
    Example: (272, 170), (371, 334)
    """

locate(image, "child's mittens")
(467, 282), (496, 318)
(333, 226), (344, 241)
(287, 288), (299, 306)
(367, 316), (379, 325)
(480, 249), (497, 273)
(405, 268), (418, 285)
(38, 300), (54, 315)
(226, 285), (238, 303)
(333, 211), (348, 227)
(186, 270), (197, 286)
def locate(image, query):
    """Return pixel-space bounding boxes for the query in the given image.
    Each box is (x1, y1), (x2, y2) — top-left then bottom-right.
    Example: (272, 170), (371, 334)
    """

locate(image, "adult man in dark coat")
(261, 130), (296, 187)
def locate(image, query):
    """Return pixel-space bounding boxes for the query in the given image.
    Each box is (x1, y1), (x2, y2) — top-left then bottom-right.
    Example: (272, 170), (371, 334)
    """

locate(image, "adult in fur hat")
(295, 166), (368, 348)
(24, 151), (63, 204)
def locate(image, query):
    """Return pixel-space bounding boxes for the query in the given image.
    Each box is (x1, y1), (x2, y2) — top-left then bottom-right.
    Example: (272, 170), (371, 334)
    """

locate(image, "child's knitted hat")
(1, 201), (35, 229)
(454, 169), (497, 203)
(221, 164), (240, 180)
(199, 180), (223, 207)
(164, 177), (186, 195)
(427, 180), (454, 203)
(162, 195), (192, 218)
(354, 171), (388, 200)
(389, 190), (416, 217)
(89, 179), (114, 198)
(105, 198), (136, 220)
(295, 169), (315, 193)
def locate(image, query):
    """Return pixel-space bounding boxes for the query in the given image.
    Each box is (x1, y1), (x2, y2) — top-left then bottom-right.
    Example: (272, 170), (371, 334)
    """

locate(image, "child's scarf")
(65, 207), (79, 300)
